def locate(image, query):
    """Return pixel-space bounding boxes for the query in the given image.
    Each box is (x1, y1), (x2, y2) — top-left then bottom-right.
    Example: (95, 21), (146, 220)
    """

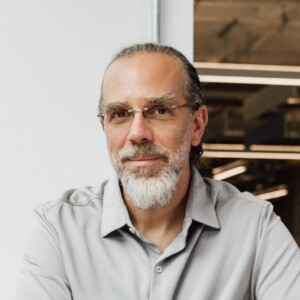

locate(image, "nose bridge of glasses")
(127, 106), (154, 142)
(128, 107), (149, 119)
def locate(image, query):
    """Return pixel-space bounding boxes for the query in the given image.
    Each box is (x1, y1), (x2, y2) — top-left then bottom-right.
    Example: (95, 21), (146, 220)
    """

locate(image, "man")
(16, 43), (300, 299)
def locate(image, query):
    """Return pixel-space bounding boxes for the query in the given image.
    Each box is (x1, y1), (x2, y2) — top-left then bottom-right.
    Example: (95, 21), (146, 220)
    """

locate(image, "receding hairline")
(104, 51), (186, 78)
(100, 51), (190, 108)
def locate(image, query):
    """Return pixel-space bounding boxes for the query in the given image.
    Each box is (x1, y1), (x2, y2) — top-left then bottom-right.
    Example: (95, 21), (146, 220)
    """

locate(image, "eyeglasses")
(97, 103), (198, 125)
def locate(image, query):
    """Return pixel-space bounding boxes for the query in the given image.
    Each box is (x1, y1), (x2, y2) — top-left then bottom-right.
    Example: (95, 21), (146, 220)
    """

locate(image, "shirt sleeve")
(252, 204), (300, 300)
(14, 204), (72, 300)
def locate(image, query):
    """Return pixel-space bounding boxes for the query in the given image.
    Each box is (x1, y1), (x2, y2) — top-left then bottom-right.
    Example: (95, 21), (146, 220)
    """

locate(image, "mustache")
(119, 143), (169, 163)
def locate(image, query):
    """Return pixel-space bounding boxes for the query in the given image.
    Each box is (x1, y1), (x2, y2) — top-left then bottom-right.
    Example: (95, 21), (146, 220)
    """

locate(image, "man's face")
(101, 53), (207, 209)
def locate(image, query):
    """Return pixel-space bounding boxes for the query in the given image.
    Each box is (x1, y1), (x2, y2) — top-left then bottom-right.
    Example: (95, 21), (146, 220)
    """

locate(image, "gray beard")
(119, 166), (179, 210)
(110, 141), (190, 210)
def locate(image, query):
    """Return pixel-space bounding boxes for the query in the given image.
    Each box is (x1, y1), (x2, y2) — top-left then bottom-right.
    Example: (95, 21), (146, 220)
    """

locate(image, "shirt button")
(129, 227), (135, 234)
(155, 265), (163, 273)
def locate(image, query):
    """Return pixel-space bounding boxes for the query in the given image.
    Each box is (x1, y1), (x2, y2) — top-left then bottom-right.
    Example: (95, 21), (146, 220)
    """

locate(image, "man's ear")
(191, 105), (208, 146)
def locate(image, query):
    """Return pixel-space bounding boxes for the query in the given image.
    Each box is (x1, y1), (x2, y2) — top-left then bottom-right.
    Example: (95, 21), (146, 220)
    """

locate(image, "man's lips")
(123, 156), (162, 165)
(129, 156), (159, 161)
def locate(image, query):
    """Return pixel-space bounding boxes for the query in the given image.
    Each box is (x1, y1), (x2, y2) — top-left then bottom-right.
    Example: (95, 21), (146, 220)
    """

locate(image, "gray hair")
(99, 43), (205, 162)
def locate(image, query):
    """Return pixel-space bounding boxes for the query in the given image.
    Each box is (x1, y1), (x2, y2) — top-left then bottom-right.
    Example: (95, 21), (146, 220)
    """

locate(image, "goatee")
(110, 140), (190, 210)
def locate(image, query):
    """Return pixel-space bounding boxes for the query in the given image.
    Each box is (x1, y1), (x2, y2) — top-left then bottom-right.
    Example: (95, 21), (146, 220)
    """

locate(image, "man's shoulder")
(34, 179), (110, 218)
(202, 178), (280, 243)
(203, 177), (272, 216)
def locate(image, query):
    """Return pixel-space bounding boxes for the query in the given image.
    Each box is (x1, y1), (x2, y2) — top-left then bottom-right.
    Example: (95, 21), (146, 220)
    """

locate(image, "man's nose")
(127, 112), (154, 144)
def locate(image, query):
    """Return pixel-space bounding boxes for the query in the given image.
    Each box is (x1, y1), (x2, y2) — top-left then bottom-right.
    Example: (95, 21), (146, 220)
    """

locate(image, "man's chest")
(58, 224), (254, 300)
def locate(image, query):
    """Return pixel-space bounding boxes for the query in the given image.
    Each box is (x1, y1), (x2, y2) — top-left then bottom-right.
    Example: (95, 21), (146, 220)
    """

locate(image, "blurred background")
(194, 0), (300, 245)
(1, 0), (299, 298)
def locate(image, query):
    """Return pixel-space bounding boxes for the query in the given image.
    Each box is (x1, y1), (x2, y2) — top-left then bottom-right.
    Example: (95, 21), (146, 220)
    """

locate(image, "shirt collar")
(101, 172), (131, 237)
(187, 166), (220, 229)
(101, 166), (220, 237)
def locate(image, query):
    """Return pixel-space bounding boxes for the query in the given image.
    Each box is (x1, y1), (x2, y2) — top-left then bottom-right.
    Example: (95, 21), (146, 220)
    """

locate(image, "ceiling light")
(203, 144), (300, 153)
(250, 145), (300, 152)
(194, 62), (300, 72)
(287, 97), (300, 105)
(203, 151), (300, 160)
(213, 166), (247, 180)
(254, 185), (289, 201)
(203, 143), (245, 151)
(212, 160), (247, 180)
(198, 75), (300, 86)
(194, 62), (300, 86)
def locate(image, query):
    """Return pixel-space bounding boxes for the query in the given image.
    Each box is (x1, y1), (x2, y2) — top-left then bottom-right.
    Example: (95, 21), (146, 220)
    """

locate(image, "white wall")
(0, 0), (193, 298)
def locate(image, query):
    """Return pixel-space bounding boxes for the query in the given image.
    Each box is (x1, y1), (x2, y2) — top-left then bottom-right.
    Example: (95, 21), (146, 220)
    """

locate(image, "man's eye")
(110, 110), (129, 119)
(148, 105), (173, 116)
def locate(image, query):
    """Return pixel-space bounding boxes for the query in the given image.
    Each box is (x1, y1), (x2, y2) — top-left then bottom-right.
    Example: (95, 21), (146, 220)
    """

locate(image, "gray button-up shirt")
(15, 168), (300, 299)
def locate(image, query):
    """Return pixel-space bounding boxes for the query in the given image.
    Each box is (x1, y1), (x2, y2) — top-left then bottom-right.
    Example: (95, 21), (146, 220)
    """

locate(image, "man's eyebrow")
(102, 94), (177, 110)
(145, 93), (177, 104)
(102, 101), (129, 111)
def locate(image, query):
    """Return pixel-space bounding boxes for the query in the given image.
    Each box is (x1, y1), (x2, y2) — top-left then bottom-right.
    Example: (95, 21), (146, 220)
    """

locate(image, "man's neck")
(123, 167), (191, 252)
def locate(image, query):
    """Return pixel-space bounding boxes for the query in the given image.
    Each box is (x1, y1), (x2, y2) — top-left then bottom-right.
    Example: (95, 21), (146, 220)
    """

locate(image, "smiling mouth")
(121, 154), (170, 167)
(127, 156), (160, 165)
(130, 156), (159, 161)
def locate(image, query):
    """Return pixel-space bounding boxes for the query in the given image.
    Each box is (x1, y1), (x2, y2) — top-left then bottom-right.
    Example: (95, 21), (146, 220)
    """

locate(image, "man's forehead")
(104, 52), (183, 78)
(102, 52), (185, 99)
